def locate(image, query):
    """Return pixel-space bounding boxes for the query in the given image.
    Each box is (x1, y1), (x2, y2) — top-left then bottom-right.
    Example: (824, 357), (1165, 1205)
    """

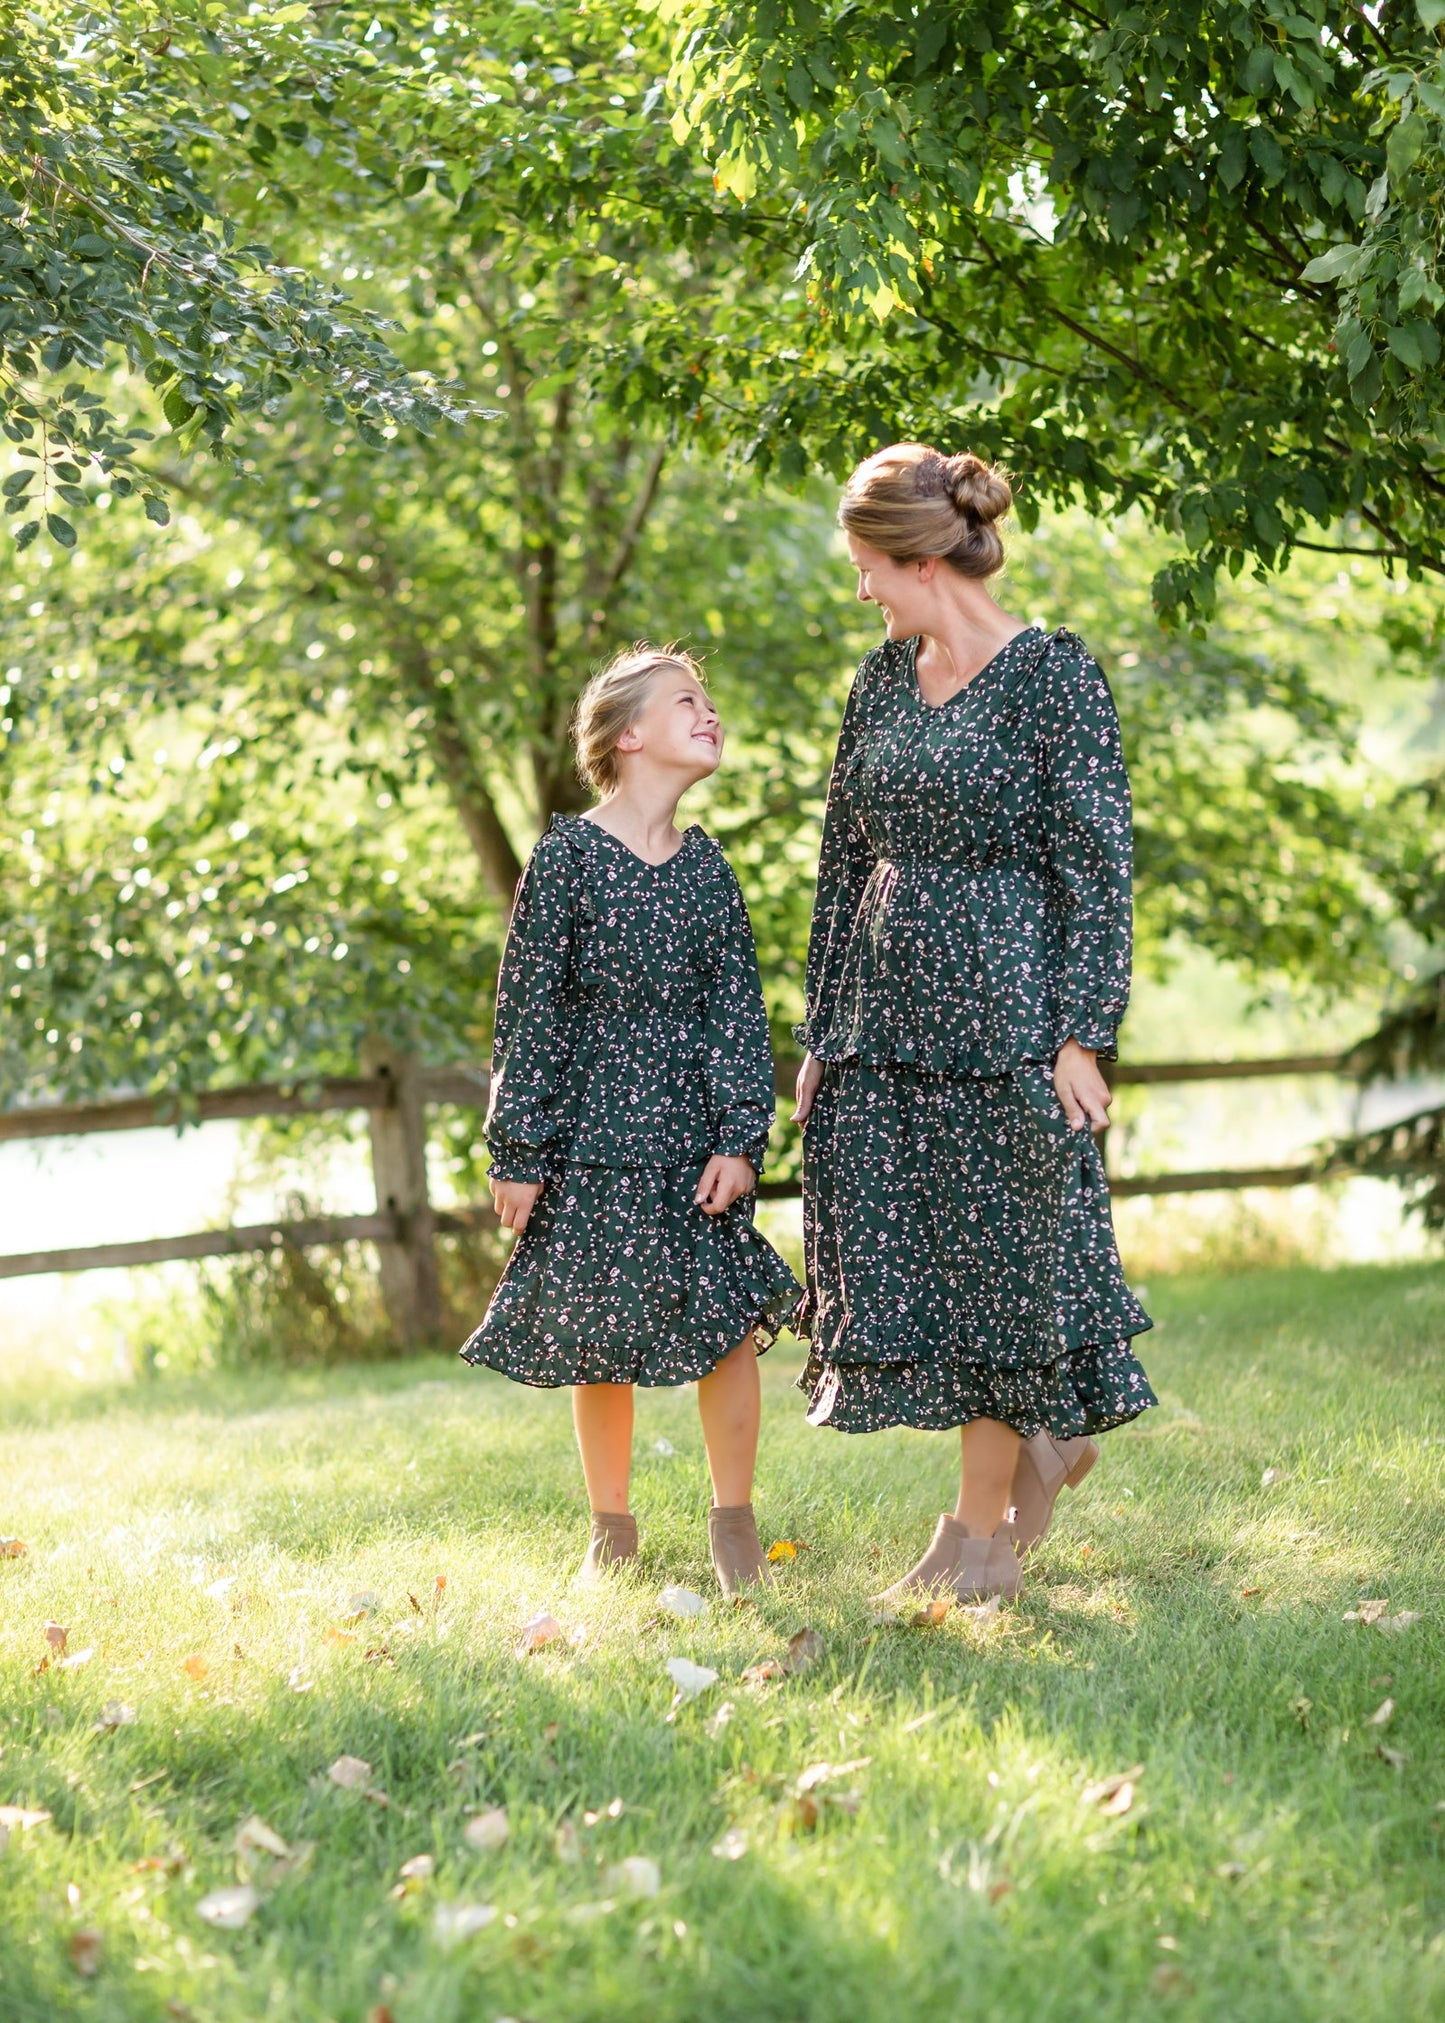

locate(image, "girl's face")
(848, 533), (935, 641)
(617, 670), (723, 784)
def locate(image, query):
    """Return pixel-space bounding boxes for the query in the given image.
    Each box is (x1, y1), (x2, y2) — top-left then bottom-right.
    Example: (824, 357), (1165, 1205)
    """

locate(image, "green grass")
(2, 1260), (1443, 2023)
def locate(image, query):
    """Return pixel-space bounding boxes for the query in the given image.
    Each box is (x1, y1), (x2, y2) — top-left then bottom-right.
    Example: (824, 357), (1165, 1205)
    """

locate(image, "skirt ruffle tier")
(798, 1060), (1155, 1437)
(461, 1160), (801, 1388)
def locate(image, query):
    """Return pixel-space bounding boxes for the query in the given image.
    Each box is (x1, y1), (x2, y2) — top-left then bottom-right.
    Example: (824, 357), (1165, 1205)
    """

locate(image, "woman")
(792, 443), (1155, 1606)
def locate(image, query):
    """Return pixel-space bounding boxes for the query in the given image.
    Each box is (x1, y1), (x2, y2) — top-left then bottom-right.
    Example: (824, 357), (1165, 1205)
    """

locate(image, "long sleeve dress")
(796, 625), (1155, 1436)
(460, 814), (801, 1387)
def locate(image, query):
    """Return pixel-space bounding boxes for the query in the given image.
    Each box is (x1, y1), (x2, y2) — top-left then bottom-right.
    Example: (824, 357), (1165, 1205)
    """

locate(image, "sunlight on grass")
(1, 1262), (1442, 2022)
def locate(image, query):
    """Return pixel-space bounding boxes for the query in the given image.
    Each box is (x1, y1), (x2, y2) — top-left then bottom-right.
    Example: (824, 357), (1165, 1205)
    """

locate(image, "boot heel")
(1064, 1439), (1099, 1489)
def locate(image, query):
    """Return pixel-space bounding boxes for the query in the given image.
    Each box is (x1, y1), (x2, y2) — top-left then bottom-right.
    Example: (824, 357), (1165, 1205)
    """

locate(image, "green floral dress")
(796, 626), (1155, 1436)
(461, 815), (801, 1387)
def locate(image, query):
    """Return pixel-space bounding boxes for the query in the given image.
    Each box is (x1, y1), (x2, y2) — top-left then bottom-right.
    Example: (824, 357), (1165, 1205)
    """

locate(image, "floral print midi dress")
(796, 626), (1156, 1437)
(461, 815), (801, 1387)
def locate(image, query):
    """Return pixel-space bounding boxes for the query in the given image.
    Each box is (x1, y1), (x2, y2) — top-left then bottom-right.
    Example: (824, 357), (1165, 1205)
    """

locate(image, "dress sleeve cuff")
(1059, 1015), (1121, 1062)
(485, 1143), (550, 1186)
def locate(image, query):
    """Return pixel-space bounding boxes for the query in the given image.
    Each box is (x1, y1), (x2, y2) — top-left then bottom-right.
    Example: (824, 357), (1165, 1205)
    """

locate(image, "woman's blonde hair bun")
(838, 441), (1014, 578)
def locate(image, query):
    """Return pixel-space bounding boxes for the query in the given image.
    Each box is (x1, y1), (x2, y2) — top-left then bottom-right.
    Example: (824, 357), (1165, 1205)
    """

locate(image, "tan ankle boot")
(952, 1524), (1023, 1602)
(708, 1503), (773, 1600)
(871, 1513), (969, 1608)
(1008, 1434), (1098, 1557)
(577, 1510), (638, 1584)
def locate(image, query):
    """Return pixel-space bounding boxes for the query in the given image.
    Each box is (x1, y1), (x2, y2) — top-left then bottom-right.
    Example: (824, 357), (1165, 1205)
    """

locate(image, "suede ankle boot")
(952, 1524), (1023, 1602)
(708, 1503), (773, 1600)
(577, 1510), (638, 1584)
(871, 1513), (969, 1608)
(1008, 1434), (1098, 1557)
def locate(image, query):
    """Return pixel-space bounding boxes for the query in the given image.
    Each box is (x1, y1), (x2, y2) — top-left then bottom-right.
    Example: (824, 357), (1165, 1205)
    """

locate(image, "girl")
(792, 444), (1155, 1606)
(460, 644), (801, 1597)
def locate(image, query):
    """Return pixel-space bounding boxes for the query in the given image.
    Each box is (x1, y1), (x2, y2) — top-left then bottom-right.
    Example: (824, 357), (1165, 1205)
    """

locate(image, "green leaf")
(1386, 114), (1427, 179)
(1300, 242), (1364, 285)
(163, 387), (198, 430)
(14, 519), (39, 550)
(1242, 45), (1276, 97)
(45, 513), (77, 548)
(1416, 0), (1445, 27)
(1386, 322), (1426, 370)
(2, 469), (33, 496)
(143, 495), (171, 526)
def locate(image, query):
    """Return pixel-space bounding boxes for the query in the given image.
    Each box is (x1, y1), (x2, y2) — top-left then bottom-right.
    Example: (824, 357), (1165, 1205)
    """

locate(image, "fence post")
(361, 1038), (442, 1350)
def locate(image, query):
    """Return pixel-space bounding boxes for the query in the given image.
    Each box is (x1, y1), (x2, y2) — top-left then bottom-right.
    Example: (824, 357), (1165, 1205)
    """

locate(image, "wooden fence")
(0, 1045), (1353, 1344)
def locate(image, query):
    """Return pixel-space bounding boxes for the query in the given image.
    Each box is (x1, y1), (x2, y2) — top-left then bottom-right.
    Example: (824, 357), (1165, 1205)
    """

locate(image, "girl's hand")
(491, 1176), (543, 1234)
(695, 1154), (756, 1215)
(1053, 1039), (1113, 1134)
(791, 1051), (824, 1126)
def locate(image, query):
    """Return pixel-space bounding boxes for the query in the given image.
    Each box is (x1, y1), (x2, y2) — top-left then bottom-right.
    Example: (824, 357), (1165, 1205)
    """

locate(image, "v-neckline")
(906, 626), (1040, 711)
(574, 815), (700, 871)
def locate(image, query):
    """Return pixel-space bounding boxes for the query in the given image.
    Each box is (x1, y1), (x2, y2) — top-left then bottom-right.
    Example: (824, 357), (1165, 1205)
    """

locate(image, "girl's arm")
(484, 834), (576, 1187)
(701, 864), (776, 1184)
(1038, 637), (1133, 1063)
(794, 656), (880, 1058)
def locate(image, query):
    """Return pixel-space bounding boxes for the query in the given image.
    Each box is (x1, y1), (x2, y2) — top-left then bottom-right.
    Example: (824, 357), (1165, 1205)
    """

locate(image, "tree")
(0, 2), (475, 546)
(656, 0), (1445, 626)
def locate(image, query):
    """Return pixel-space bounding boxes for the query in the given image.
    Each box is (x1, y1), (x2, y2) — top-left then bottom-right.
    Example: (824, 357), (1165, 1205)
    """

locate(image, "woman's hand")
(1053, 1039), (1113, 1134)
(791, 1051), (824, 1126)
(491, 1176), (543, 1234)
(695, 1154), (756, 1215)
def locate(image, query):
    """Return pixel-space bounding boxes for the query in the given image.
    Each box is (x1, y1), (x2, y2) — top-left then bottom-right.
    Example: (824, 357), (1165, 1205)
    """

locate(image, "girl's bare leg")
(695, 1337), (761, 1507)
(954, 1417), (1024, 1535)
(572, 1382), (635, 1513)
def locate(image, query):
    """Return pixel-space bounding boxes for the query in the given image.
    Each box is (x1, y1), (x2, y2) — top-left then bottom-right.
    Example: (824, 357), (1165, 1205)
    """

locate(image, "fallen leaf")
(1367, 1697), (1396, 1728)
(0, 1538), (28, 1558)
(432, 1901), (496, 1948)
(463, 1807), (509, 1852)
(908, 1599), (951, 1629)
(665, 1657), (719, 1707)
(1378, 1612), (1422, 1634)
(1377, 1743), (1409, 1770)
(44, 1622), (69, 1654)
(0, 1806), (51, 1831)
(711, 1827), (748, 1860)
(204, 1577), (237, 1601)
(988, 1879), (1014, 1904)
(767, 1538), (809, 1562)
(607, 1855), (661, 1898)
(1344, 1599), (1421, 1632)
(704, 1700), (736, 1737)
(653, 1438), (676, 1456)
(1261, 1468), (1283, 1488)
(196, 1884), (260, 1930)
(327, 1756), (372, 1789)
(741, 1659), (786, 1686)
(542, 1722), (561, 1743)
(1216, 1861), (1248, 1879)
(785, 1626), (825, 1674)
(94, 1701), (137, 1732)
(960, 1594), (1003, 1628)
(433, 1574), (447, 1594)
(181, 1655), (208, 1682)
(339, 1591), (380, 1625)
(58, 1647), (95, 1670)
(554, 1820), (583, 1864)
(234, 1816), (290, 1859)
(286, 1667), (312, 1693)
(796, 1758), (871, 1793)
(399, 1853), (435, 1881)
(517, 1612), (563, 1653)
(659, 1585), (708, 1619)
(1240, 1587), (1262, 1599)
(407, 1592), (424, 1614)
(1081, 1766), (1144, 1812)
(1151, 1965), (1192, 1997)
(69, 1928), (103, 1977)
(363, 1645), (394, 1667)
(322, 1628), (358, 1648)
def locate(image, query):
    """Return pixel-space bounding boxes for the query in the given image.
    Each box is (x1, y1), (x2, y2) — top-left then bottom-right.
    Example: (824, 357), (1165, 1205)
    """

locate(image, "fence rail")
(0, 1047), (1361, 1333)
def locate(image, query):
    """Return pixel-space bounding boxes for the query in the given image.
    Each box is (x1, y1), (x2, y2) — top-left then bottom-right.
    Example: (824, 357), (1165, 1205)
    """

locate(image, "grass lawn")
(1, 1259), (1442, 2023)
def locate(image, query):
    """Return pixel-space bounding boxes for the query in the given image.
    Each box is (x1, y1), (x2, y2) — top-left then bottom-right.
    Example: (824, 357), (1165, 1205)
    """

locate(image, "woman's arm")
(794, 656), (881, 1060)
(1038, 637), (1134, 1064)
(484, 834), (577, 1188)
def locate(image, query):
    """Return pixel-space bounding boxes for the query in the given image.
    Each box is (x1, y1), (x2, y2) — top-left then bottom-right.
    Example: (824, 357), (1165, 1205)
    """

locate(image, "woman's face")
(847, 533), (932, 641)
(618, 670), (723, 784)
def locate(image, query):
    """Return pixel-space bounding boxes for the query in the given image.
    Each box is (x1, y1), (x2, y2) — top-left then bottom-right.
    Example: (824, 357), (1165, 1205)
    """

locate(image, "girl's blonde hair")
(571, 642), (706, 796)
(838, 442), (1013, 578)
